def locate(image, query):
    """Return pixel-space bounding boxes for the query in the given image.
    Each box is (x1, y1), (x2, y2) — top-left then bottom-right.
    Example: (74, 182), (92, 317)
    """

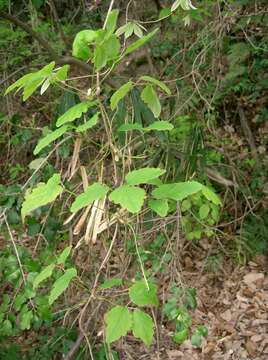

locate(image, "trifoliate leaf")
(171, 0), (197, 12)
(109, 185), (146, 213)
(21, 174), (63, 222)
(105, 306), (132, 343)
(152, 181), (203, 201)
(129, 281), (159, 307)
(148, 199), (169, 217)
(126, 168), (165, 185)
(70, 182), (109, 213)
(116, 22), (135, 38)
(53, 65), (70, 81)
(132, 309), (154, 346)
(5, 62), (55, 101)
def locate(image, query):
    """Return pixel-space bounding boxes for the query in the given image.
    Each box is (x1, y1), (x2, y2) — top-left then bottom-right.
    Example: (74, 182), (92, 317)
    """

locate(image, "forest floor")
(120, 248), (268, 360)
(1, 225), (267, 360)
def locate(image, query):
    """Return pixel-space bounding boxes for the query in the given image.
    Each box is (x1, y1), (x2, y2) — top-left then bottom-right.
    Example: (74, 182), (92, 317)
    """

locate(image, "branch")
(238, 106), (258, 160)
(47, 0), (69, 47)
(0, 11), (91, 73)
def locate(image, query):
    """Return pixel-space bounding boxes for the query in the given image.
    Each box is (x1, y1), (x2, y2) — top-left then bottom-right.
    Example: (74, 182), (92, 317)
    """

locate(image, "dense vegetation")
(0, 0), (267, 359)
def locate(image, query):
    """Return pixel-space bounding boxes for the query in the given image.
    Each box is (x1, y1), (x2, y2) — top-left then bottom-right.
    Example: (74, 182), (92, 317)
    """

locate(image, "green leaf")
(177, 307), (192, 327)
(201, 185), (221, 205)
(21, 174), (63, 222)
(171, 0), (181, 12)
(72, 30), (98, 60)
(53, 65), (70, 81)
(0, 294), (10, 313)
(14, 293), (27, 311)
(76, 112), (99, 133)
(94, 35), (120, 70)
(57, 246), (72, 265)
(133, 23), (143, 38)
(140, 75), (171, 95)
(28, 157), (46, 170)
(126, 168), (165, 185)
(71, 182), (109, 213)
(56, 101), (92, 127)
(5, 62), (55, 101)
(5, 73), (34, 95)
(23, 61), (55, 100)
(148, 199), (169, 217)
(129, 281), (159, 307)
(105, 34), (121, 61)
(105, 9), (119, 36)
(116, 23), (135, 38)
(105, 306), (132, 343)
(109, 185), (146, 213)
(40, 78), (50, 95)
(49, 268), (77, 305)
(181, 199), (192, 211)
(33, 264), (55, 289)
(20, 310), (33, 330)
(191, 331), (202, 347)
(2, 320), (12, 336)
(33, 125), (69, 155)
(173, 328), (189, 344)
(145, 121), (174, 131)
(186, 288), (197, 309)
(99, 278), (123, 289)
(141, 85), (161, 118)
(125, 28), (158, 55)
(152, 181), (203, 201)
(199, 203), (210, 219)
(196, 325), (208, 337)
(118, 123), (144, 132)
(132, 309), (154, 346)
(110, 81), (133, 110)
(159, 8), (172, 18)
(94, 44), (107, 70)
(171, 0), (197, 12)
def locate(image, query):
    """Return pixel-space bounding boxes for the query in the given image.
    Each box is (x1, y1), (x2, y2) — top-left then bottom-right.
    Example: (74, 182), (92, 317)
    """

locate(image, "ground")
(117, 251), (268, 360)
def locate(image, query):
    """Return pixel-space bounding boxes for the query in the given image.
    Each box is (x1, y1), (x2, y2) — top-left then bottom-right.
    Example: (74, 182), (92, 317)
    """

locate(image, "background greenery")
(0, 0), (267, 358)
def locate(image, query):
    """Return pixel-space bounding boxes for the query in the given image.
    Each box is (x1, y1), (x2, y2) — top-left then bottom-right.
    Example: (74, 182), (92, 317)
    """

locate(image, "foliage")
(0, 243), (76, 339)
(1, 0), (267, 357)
(104, 280), (157, 346)
(163, 283), (208, 346)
